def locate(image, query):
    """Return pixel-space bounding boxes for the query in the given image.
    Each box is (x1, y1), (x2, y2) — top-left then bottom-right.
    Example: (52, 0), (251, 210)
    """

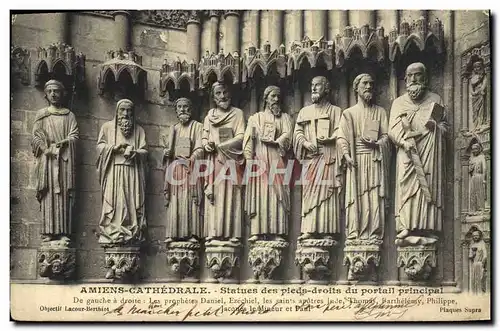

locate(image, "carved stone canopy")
(335, 25), (386, 67)
(286, 36), (334, 76)
(461, 42), (490, 78)
(34, 43), (86, 90)
(11, 46), (31, 86)
(242, 41), (287, 83)
(160, 57), (198, 98)
(97, 49), (148, 97)
(198, 49), (240, 88)
(388, 16), (444, 62)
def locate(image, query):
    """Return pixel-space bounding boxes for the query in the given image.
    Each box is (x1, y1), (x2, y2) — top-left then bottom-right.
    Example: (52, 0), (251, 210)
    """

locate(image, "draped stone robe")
(469, 239), (488, 293)
(388, 91), (446, 234)
(293, 102), (343, 235)
(97, 120), (148, 246)
(469, 152), (487, 212)
(202, 107), (246, 239)
(243, 109), (293, 237)
(164, 120), (204, 239)
(337, 104), (391, 241)
(31, 107), (78, 237)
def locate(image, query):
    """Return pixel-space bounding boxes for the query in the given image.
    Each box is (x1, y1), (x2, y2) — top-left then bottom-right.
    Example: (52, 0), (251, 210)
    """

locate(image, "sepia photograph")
(8, 5), (492, 323)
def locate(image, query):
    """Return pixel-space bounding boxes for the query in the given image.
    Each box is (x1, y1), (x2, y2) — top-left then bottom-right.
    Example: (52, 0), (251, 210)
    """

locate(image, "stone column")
(187, 12), (202, 64)
(51, 12), (69, 44)
(209, 11), (220, 54)
(224, 11), (240, 54)
(113, 11), (131, 51)
(358, 10), (376, 28)
(269, 10), (283, 49)
(249, 10), (260, 47)
(311, 10), (327, 39)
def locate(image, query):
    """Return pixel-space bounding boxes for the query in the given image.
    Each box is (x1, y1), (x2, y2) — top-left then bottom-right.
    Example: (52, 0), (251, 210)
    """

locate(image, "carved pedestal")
(343, 239), (382, 283)
(165, 240), (200, 282)
(104, 246), (141, 281)
(248, 240), (289, 284)
(397, 244), (437, 283)
(205, 240), (241, 283)
(37, 240), (76, 280)
(295, 238), (337, 284)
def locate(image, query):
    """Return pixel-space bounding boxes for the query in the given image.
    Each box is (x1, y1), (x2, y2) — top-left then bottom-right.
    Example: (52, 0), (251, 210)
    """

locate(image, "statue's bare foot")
(396, 229), (410, 239)
(346, 232), (358, 240)
(41, 236), (51, 242)
(205, 236), (213, 243)
(229, 237), (240, 244)
(105, 269), (115, 279)
(298, 232), (312, 240)
(248, 235), (258, 243)
(323, 235), (334, 241)
(165, 237), (173, 244)
(275, 236), (286, 242)
(189, 237), (199, 244)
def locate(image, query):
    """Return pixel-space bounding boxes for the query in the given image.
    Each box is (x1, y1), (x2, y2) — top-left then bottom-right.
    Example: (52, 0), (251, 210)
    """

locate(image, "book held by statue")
(363, 119), (380, 141)
(218, 127), (234, 143)
(262, 122), (276, 141)
(175, 137), (191, 157)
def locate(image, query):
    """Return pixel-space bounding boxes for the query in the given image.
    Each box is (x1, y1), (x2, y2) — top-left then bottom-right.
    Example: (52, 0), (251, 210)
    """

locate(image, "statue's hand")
(261, 137), (277, 145)
(425, 119), (437, 131)
(43, 148), (53, 157)
(317, 135), (335, 145)
(402, 140), (415, 152)
(204, 142), (215, 153)
(343, 154), (356, 169)
(437, 121), (449, 133)
(360, 136), (377, 147)
(55, 138), (69, 148)
(303, 141), (318, 154)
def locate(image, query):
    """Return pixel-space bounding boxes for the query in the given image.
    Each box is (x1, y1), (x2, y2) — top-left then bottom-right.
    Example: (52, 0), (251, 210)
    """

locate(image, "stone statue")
(243, 85), (293, 283)
(202, 82), (245, 282)
(469, 230), (487, 293)
(470, 58), (488, 131)
(164, 98), (204, 243)
(32, 79), (78, 279)
(293, 76), (343, 283)
(468, 142), (487, 212)
(388, 62), (448, 245)
(337, 74), (391, 281)
(163, 97), (204, 281)
(293, 76), (343, 240)
(97, 99), (148, 247)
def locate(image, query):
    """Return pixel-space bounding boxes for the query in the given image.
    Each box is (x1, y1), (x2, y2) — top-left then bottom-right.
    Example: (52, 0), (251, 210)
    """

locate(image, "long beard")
(268, 103), (281, 116)
(216, 99), (230, 110)
(118, 116), (134, 138)
(407, 83), (426, 100)
(311, 92), (322, 103)
(360, 91), (373, 104)
(178, 114), (190, 125)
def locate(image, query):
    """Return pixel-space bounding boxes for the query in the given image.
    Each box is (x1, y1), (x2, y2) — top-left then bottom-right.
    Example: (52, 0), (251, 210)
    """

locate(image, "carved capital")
(343, 240), (382, 282)
(165, 240), (200, 282)
(11, 46), (31, 86)
(205, 240), (241, 283)
(199, 50), (240, 87)
(248, 240), (289, 283)
(295, 238), (337, 284)
(397, 244), (437, 282)
(37, 246), (76, 280)
(286, 36), (334, 76)
(104, 246), (141, 281)
(187, 10), (202, 24)
(242, 41), (287, 83)
(223, 10), (241, 19)
(112, 11), (132, 18)
(133, 10), (191, 30)
(335, 25), (386, 68)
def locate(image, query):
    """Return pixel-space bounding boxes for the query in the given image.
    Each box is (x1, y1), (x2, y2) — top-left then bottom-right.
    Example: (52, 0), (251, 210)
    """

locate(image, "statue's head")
(353, 73), (374, 104)
(212, 82), (231, 110)
(473, 58), (485, 76)
(471, 142), (482, 156)
(116, 99), (135, 138)
(311, 76), (330, 104)
(44, 79), (65, 107)
(262, 85), (281, 116)
(174, 97), (192, 125)
(405, 62), (428, 101)
(472, 230), (482, 242)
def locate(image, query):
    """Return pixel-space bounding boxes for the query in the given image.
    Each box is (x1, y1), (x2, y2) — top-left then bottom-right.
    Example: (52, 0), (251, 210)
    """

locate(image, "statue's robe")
(164, 120), (204, 239)
(202, 107), (245, 239)
(337, 104), (391, 240)
(243, 109), (293, 236)
(97, 120), (148, 245)
(470, 74), (487, 129)
(469, 239), (488, 294)
(469, 153), (487, 212)
(293, 102), (343, 235)
(31, 107), (79, 237)
(388, 91), (446, 234)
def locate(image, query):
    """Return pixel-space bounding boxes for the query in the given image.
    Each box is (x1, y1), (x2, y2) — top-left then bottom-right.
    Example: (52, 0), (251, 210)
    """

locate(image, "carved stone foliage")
(397, 244), (437, 282)
(343, 239), (382, 282)
(388, 17), (444, 62)
(160, 58), (197, 99)
(242, 42), (287, 83)
(165, 241), (200, 282)
(34, 43), (85, 90)
(248, 240), (288, 283)
(335, 25), (386, 67)
(11, 46), (31, 85)
(133, 10), (193, 30)
(205, 240), (240, 283)
(37, 245), (76, 280)
(198, 50), (240, 88)
(295, 238), (337, 284)
(287, 36), (334, 76)
(104, 247), (141, 281)
(97, 50), (147, 98)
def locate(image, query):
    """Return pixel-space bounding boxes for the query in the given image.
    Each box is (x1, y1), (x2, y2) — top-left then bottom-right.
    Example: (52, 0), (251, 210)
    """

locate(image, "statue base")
(343, 239), (382, 282)
(295, 238), (337, 284)
(205, 240), (241, 283)
(103, 246), (141, 281)
(248, 240), (289, 284)
(38, 240), (76, 280)
(397, 242), (437, 282)
(165, 240), (200, 282)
